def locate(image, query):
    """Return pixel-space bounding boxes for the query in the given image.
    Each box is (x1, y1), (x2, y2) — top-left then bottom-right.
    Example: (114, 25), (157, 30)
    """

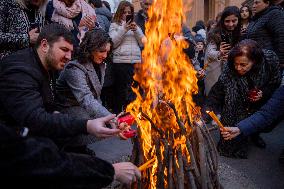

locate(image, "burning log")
(140, 110), (164, 137)
(130, 101), (221, 189)
(126, 0), (221, 187)
(176, 145), (185, 189)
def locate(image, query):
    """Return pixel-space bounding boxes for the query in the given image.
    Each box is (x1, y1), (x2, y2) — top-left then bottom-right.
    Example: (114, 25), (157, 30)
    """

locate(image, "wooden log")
(176, 145), (185, 189)
(199, 126), (218, 171)
(167, 131), (174, 189)
(164, 101), (187, 135)
(196, 126), (209, 189)
(161, 139), (168, 188)
(185, 138), (200, 179)
(182, 156), (197, 189)
(140, 110), (164, 137)
(155, 139), (164, 189)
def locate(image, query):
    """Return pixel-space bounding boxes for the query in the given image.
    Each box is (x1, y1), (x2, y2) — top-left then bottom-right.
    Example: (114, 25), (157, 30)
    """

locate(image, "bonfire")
(126, 0), (221, 188)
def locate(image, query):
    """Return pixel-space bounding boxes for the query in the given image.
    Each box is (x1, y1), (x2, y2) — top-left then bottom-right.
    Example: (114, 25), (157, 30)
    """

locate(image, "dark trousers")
(112, 63), (135, 114)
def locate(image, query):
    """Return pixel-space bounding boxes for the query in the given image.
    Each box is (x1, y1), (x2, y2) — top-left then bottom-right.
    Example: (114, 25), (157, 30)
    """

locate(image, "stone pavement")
(88, 120), (284, 189)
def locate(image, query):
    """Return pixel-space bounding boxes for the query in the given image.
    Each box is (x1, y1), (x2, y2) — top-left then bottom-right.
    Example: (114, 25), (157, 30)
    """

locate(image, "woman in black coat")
(247, 0), (284, 69)
(207, 39), (281, 158)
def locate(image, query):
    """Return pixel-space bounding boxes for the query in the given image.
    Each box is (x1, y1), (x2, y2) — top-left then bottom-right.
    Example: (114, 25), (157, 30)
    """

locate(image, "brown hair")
(112, 1), (134, 24)
(227, 39), (264, 72)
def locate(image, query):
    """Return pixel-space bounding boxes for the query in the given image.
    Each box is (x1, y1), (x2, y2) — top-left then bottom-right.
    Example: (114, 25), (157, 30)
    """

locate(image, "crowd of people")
(0, 0), (283, 187)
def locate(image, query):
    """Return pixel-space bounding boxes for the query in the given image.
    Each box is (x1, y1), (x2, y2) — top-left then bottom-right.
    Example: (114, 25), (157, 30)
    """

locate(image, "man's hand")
(221, 127), (241, 140)
(87, 114), (121, 138)
(29, 28), (39, 44)
(113, 162), (141, 186)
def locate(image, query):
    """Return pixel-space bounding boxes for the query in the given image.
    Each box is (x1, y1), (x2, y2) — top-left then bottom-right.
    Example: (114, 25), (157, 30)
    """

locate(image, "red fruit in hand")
(122, 129), (137, 138)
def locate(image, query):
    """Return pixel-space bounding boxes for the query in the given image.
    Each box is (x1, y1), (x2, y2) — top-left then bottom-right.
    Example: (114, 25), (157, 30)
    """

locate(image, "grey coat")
(56, 60), (111, 118)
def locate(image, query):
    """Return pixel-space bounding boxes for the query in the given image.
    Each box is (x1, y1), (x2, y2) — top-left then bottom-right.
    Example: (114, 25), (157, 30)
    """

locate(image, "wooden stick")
(176, 145), (185, 189)
(167, 143), (174, 189)
(155, 139), (164, 189)
(182, 156), (197, 189)
(140, 110), (164, 137)
(196, 126), (208, 189)
(164, 101), (187, 135)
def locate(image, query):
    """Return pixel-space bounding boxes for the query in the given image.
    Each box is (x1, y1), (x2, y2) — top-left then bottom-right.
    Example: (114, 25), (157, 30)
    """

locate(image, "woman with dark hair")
(240, 5), (252, 37)
(207, 39), (281, 158)
(204, 6), (241, 96)
(109, 1), (145, 113)
(56, 28), (112, 119)
(55, 28), (118, 151)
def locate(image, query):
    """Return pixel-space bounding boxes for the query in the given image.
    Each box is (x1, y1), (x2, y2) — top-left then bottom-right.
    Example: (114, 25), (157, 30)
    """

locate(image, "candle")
(138, 158), (155, 171)
(206, 111), (226, 131)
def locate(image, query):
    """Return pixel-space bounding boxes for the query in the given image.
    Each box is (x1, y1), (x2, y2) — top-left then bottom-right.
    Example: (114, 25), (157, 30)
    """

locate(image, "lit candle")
(138, 158), (155, 171)
(206, 111), (227, 131)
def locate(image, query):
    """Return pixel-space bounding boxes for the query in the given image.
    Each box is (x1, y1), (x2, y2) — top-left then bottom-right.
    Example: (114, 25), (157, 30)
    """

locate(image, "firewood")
(140, 110), (164, 137)
(155, 139), (164, 189)
(183, 156), (197, 189)
(176, 145), (185, 189)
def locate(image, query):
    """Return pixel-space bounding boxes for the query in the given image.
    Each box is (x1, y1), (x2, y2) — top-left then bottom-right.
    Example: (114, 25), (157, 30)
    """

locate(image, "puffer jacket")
(109, 22), (145, 64)
(247, 6), (284, 65)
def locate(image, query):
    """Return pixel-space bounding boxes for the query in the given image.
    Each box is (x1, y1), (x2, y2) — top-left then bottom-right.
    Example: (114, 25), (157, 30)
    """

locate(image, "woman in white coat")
(109, 0), (145, 113)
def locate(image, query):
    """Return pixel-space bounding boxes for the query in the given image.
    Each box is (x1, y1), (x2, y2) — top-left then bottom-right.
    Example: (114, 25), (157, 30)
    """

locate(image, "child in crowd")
(192, 34), (206, 107)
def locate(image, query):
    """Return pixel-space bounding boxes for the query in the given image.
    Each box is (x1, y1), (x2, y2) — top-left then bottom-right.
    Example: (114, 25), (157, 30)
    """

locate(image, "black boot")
(251, 134), (266, 148)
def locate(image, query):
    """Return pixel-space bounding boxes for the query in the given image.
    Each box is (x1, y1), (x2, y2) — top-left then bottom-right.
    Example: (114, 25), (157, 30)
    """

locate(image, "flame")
(127, 0), (197, 188)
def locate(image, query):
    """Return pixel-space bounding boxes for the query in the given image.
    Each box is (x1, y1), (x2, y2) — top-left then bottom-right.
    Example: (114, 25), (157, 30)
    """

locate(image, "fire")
(127, 0), (198, 188)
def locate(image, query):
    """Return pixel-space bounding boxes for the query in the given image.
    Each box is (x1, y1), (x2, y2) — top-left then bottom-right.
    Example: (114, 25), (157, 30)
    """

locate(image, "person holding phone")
(109, 1), (145, 114)
(204, 6), (241, 96)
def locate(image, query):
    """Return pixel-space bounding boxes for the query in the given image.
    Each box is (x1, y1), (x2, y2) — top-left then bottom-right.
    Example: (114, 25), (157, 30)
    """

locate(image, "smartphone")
(126, 14), (134, 23)
(221, 33), (232, 44)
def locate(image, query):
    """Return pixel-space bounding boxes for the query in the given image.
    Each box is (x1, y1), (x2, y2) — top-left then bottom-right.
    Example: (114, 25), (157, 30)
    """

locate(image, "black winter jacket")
(0, 123), (114, 188)
(0, 48), (88, 138)
(247, 6), (284, 65)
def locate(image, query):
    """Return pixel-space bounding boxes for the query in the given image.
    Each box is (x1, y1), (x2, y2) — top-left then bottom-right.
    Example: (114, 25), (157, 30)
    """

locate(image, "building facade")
(109, 0), (245, 27)
(188, 0), (244, 27)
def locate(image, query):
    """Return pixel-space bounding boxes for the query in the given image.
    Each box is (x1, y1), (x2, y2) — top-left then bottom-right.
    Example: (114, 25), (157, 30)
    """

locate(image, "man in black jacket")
(0, 23), (140, 187)
(134, 0), (153, 34)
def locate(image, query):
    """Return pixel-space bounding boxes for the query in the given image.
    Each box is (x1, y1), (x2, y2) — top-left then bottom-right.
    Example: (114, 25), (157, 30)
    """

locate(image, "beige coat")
(204, 41), (223, 96)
